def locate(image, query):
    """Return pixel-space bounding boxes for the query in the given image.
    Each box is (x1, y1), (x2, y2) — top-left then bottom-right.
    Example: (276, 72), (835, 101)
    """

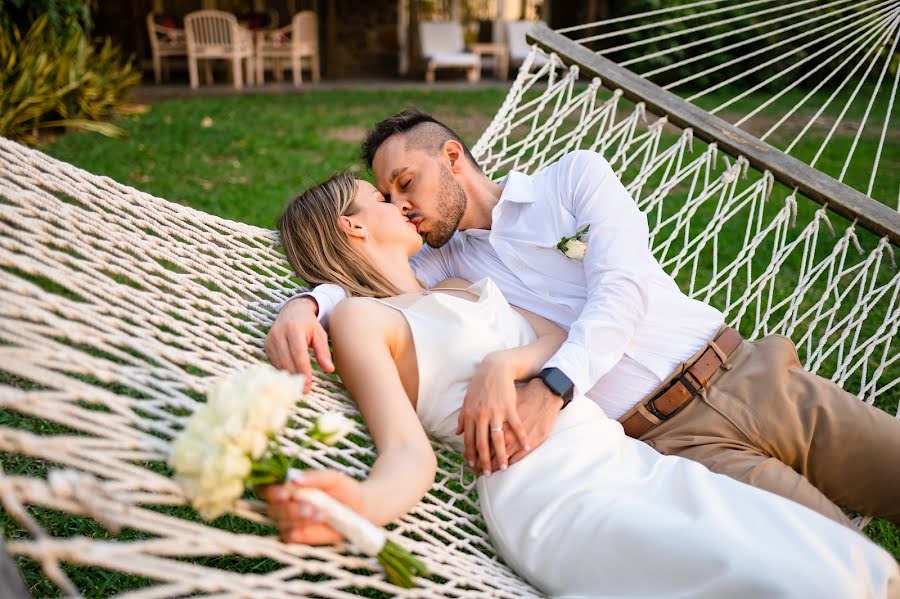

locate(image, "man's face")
(371, 135), (466, 248)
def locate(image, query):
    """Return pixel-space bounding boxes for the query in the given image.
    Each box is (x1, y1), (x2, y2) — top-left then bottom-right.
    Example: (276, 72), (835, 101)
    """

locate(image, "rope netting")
(0, 138), (538, 597)
(557, 0), (900, 208)
(1, 43), (897, 599)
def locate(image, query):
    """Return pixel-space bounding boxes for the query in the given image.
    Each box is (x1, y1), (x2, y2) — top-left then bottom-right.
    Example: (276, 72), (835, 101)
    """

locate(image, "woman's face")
(350, 179), (423, 257)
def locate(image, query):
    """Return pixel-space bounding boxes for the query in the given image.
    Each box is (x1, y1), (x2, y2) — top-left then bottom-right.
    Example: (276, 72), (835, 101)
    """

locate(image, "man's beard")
(424, 165), (467, 248)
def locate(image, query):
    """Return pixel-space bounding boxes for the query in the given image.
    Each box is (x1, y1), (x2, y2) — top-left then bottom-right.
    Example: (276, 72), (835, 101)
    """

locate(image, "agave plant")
(0, 14), (142, 145)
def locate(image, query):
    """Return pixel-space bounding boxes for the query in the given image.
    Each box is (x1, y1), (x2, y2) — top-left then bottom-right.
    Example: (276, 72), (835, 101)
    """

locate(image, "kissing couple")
(259, 108), (900, 597)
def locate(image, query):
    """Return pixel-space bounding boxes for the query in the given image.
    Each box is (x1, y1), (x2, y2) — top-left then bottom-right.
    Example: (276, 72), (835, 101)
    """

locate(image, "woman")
(262, 173), (898, 597)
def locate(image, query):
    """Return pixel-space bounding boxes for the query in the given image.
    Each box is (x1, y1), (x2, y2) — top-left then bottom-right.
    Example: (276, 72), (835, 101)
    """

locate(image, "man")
(267, 108), (900, 527)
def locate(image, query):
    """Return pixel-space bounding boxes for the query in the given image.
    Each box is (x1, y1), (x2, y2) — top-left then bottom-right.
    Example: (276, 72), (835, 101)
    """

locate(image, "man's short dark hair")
(360, 108), (480, 170)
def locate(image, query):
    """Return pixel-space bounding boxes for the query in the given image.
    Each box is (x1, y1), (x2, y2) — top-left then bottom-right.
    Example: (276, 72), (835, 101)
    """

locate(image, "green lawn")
(3, 86), (898, 595)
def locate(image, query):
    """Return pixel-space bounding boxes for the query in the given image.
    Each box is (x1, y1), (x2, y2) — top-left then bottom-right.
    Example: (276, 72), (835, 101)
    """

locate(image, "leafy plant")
(0, 0), (95, 33)
(0, 14), (142, 145)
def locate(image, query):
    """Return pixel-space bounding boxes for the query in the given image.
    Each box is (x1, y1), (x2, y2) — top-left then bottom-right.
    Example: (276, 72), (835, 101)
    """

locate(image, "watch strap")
(539, 367), (574, 409)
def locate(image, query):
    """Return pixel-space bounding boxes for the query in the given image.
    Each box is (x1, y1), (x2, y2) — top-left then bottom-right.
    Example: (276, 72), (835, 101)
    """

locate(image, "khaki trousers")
(631, 334), (900, 528)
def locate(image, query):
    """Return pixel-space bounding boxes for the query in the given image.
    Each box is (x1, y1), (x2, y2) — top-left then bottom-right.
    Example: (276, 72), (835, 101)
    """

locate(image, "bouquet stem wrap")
(286, 469), (429, 588)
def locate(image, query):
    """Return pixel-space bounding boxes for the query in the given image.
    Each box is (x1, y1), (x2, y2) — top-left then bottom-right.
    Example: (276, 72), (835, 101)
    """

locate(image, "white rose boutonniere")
(557, 225), (590, 260)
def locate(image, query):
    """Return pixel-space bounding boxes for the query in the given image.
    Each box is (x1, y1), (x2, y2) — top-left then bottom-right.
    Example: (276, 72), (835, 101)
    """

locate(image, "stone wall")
(324, 0), (400, 78)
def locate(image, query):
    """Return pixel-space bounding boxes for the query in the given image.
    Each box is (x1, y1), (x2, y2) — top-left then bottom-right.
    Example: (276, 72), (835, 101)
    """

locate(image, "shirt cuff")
(275, 288), (339, 330)
(543, 341), (606, 398)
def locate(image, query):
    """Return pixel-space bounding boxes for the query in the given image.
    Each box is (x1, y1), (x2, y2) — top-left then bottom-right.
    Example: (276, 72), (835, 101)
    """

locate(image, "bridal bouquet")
(168, 364), (429, 588)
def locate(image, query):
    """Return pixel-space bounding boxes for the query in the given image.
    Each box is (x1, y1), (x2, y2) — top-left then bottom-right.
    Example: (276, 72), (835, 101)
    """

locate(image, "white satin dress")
(375, 278), (899, 598)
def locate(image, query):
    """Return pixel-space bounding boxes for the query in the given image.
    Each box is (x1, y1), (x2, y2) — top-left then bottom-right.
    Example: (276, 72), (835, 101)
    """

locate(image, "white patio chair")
(184, 10), (255, 90)
(418, 21), (480, 83)
(504, 20), (549, 69)
(255, 11), (320, 86)
(146, 13), (187, 84)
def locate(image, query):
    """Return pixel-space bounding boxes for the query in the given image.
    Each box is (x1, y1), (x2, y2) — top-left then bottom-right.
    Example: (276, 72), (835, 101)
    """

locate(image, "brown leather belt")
(620, 326), (742, 438)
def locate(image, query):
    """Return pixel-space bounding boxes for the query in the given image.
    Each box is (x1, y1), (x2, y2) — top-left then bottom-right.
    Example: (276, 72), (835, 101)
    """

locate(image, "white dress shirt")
(303, 150), (723, 419)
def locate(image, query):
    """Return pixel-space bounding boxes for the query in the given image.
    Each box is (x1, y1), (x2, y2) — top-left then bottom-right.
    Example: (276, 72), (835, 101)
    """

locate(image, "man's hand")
(456, 356), (529, 476)
(264, 297), (334, 392)
(502, 377), (562, 468)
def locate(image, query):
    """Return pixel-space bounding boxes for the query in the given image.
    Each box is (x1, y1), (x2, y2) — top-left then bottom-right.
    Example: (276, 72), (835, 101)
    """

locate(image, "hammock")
(1, 8), (898, 597)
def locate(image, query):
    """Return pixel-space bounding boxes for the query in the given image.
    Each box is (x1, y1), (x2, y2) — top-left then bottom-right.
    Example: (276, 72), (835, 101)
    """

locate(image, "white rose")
(211, 442), (252, 481)
(239, 365), (304, 432)
(168, 432), (208, 475)
(231, 426), (269, 459)
(169, 364), (306, 520)
(564, 239), (588, 260)
(312, 412), (354, 446)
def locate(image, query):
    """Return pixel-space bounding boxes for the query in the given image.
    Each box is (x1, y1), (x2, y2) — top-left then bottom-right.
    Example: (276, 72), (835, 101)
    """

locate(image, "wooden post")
(398, 0), (409, 74)
(0, 542), (30, 599)
(526, 24), (900, 245)
(326, 0), (338, 78)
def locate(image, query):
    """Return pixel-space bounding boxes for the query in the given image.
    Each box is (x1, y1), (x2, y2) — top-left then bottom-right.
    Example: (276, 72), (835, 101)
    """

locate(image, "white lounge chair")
(255, 11), (320, 86)
(418, 21), (480, 83)
(504, 20), (549, 69)
(184, 10), (255, 90)
(146, 13), (187, 84)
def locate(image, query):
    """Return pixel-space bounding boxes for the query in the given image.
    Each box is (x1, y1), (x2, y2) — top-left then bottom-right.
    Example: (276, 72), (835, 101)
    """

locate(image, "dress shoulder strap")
(365, 297), (406, 312)
(363, 286), (481, 313)
(431, 287), (476, 294)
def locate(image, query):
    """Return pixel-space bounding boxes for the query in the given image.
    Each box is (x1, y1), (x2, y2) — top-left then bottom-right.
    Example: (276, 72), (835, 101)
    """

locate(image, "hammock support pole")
(527, 24), (900, 246)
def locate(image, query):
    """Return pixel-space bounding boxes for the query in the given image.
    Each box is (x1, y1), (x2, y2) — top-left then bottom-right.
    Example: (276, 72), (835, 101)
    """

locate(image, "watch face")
(541, 368), (573, 400)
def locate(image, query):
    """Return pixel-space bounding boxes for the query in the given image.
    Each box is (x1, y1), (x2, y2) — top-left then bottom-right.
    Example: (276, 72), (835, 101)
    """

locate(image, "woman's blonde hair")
(277, 172), (404, 298)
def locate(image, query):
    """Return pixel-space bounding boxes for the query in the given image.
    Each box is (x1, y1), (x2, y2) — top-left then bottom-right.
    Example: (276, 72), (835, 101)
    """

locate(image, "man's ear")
(443, 140), (465, 172)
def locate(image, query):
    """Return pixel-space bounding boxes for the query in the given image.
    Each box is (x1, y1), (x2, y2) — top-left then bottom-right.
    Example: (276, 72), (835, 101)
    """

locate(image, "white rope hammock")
(2, 41), (898, 599)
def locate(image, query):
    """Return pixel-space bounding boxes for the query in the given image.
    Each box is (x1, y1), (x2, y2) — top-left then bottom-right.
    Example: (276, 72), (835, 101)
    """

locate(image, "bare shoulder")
(330, 297), (395, 338)
(433, 277), (472, 290)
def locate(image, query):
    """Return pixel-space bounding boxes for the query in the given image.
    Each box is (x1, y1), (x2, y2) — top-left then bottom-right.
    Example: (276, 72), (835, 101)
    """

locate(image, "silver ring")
(490, 424), (503, 433)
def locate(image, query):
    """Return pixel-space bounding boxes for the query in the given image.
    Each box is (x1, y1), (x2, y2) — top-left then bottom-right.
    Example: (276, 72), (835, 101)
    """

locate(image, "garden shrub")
(0, 12), (141, 145)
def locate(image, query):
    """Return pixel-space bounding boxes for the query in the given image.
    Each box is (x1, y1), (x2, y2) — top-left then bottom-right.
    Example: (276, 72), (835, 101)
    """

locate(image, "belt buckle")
(645, 373), (699, 421)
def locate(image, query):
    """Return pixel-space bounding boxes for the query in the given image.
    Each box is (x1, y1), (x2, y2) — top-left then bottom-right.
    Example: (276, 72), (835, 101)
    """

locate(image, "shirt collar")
(459, 171), (534, 242)
(496, 170), (535, 205)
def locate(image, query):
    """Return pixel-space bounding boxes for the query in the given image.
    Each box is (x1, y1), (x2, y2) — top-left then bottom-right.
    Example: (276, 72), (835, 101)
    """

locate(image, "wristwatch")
(538, 367), (575, 409)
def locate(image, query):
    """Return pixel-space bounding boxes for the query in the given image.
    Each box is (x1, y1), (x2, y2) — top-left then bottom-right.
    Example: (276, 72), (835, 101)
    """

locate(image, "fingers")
(269, 499), (320, 523)
(475, 413), (492, 476)
(490, 424), (508, 471)
(456, 411), (464, 436)
(263, 334), (280, 370)
(256, 484), (286, 504)
(310, 324), (335, 374)
(507, 413), (530, 455)
(264, 328), (294, 373)
(502, 429), (520, 456)
(463, 414), (476, 469)
(271, 500), (342, 545)
(264, 300), (332, 392)
(285, 331), (313, 385)
(285, 522), (343, 545)
(508, 445), (532, 466)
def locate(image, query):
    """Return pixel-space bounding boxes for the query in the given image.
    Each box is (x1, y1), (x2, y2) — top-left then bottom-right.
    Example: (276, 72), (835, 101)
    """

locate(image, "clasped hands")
(457, 356), (562, 476)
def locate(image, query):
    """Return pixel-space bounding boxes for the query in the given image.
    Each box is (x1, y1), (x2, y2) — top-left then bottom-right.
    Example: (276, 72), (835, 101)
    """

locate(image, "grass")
(2, 85), (898, 595)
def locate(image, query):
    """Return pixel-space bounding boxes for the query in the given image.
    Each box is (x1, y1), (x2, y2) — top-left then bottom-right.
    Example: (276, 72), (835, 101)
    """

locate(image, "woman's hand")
(456, 353), (529, 476)
(258, 470), (367, 544)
